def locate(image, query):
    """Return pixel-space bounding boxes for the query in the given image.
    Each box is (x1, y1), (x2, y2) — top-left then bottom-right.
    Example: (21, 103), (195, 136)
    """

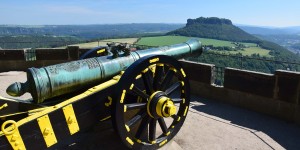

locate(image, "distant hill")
(166, 17), (300, 64)
(0, 24), (184, 39)
(167, 17), (259, 43)
(237, 25), (300, 53)
(238, 25), (300, 35)
(0, 23), (184, 49)
(0, 35), (83, 49)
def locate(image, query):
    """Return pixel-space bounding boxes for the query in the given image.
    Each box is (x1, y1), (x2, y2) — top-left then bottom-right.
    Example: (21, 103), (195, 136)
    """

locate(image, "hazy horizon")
(1, 23), (300, 29)
(1, 0), (300, 28)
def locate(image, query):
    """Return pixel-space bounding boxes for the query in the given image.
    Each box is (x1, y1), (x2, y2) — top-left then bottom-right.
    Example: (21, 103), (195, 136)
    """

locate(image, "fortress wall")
(0, 46), (91, 72)
(35, 47), (90, 60)
(224, 68), (275, 98)
(0, 60), (71, 72)
(0, 49), (24, 60)
(180, 60), (300, 125)
(35, 48), (70, 60)
(275, 70), (300, 104)
(180, 60), (215, 85)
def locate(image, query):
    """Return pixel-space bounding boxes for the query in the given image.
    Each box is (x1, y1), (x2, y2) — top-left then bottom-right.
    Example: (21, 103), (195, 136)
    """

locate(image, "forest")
(0, 24), (183, 39)
(0, 35), (83, 49)
(165, 17), (300, 74)
(136, 35), (300, 74)
(0, 23), (183, 49)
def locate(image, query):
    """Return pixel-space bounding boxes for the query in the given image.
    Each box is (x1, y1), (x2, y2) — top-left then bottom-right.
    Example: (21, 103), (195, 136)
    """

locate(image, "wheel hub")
(147, 91), (176, 118)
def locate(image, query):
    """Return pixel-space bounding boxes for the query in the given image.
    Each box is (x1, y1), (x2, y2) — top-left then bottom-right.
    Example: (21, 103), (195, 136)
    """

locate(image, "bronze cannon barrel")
(6, 39), (202, 103)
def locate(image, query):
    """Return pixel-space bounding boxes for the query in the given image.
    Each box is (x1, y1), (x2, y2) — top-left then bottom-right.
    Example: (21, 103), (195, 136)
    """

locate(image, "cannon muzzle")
(7, 39), (202, 103)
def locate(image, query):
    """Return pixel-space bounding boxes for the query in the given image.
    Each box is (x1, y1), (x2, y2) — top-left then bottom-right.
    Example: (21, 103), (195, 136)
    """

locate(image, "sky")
(0, 0), (299, 27)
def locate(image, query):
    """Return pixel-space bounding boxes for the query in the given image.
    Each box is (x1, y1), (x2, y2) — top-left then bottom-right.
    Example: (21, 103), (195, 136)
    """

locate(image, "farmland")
(67, 35), (271, 57)
(215, 47), (271, 57)
(136, 36), (271, 57)
(136, 36), (191, 46)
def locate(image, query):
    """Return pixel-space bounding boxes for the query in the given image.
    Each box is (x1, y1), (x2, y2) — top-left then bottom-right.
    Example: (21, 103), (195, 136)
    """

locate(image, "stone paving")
(1, 71), (300, 150)
(175, 97), (300, 150)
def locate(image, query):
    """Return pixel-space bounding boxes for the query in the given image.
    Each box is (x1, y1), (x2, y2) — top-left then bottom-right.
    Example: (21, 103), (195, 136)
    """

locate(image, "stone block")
(276, 101), (295, 121)
(224, 68), (275, 98)
(180, 60), (215, 85)
(67, 46), (80, 60)
(0, 50), (24, 60)
(295, 105), (300, 125)
(36, 48), (69, 60)
(275, 70), (300, 104)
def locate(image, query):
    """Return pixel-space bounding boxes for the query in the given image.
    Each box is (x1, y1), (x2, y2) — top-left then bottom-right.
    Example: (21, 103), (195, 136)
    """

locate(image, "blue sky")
(0, 0), (299, 27)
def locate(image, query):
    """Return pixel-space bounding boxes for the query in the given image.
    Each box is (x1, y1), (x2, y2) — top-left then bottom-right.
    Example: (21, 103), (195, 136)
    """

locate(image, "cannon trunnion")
(0, 40), (202, 149)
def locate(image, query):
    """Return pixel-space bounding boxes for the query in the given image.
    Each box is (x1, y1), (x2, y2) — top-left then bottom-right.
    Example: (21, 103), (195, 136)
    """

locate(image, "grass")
(242, 42), (257, 47)
(199, 38), (235, 47)
(136, 35), (271, 57)
(137, 36), (191, 46)
(136, 35), (257, 47)
(213, 47), (272, 57)
(68, 35), (271, 57)
(236, 47), (271, 57)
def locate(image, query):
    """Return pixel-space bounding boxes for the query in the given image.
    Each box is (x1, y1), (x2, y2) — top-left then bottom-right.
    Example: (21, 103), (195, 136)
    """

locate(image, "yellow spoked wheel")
(112, 55), (190, 149)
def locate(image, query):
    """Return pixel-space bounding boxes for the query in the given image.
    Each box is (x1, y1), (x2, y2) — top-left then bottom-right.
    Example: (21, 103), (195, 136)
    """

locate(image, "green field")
(68, 35), (271, 57)
(213, 47), (271, 57)
(137, 36), (191, 46)
(136, 35), (256, 47)
(200, 38), (236, 47)
(136, 36), (271, 57)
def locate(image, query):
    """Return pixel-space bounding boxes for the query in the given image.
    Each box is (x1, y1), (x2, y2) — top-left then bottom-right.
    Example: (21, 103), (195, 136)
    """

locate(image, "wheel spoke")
(126, 111), (146, 127)
(135, 116), (151, 140)
(171, 114), (180, 121)
(125, 103), (146, 111)
(149, 119), (157, 142)
(131, 86), (149, 100)
(153, 65), (164, 91)
(165, 81), (181, 95)
(172, 98), (182, 103)
(142, 71), (154, 94)
(158, 118), (168, 134)
(160, 70), (175, 91)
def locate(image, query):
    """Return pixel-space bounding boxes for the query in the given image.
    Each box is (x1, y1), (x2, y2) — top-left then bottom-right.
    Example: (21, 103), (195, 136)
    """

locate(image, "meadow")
(218, 47), (271, 57)
(136, 36), (191, 46)
(67, 35), (271, 57)
(136, 36), (271, 57)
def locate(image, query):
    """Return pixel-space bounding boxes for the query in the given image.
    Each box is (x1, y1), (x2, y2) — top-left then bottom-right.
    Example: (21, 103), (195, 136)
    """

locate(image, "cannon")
(0, 39), (202, 149)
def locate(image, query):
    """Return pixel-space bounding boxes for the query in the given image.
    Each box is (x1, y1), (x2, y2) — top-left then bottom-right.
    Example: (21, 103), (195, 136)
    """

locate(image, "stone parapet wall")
(0, 49), (24, 60)
(275, 70), (300, 104)
(0, 60), (70, 72)
(224, 68), (276, 98)
(0, 46), (91, 72)
(180, 60), (300, 125)
(180, 60), (215, 85)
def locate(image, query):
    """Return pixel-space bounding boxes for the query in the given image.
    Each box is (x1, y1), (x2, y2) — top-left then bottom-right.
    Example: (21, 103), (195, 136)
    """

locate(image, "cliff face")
(167, 17), (259, 42)
(186, 17), (232, 26)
